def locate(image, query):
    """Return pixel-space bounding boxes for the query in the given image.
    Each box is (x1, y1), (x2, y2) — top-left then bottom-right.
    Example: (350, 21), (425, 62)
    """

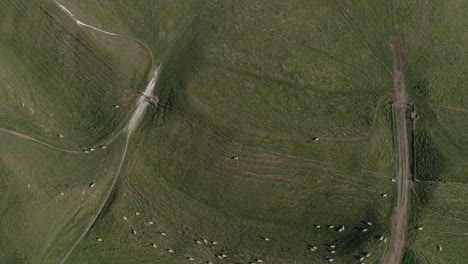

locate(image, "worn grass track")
(382, 35), (412, 264)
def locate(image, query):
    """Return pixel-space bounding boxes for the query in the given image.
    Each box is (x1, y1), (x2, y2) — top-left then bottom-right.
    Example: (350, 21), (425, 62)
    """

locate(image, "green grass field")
(1, 0), (467, 263)
(402, 0), (468, 263)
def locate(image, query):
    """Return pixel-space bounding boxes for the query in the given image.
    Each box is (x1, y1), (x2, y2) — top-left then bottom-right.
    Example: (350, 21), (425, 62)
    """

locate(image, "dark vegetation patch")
(413, 129), (446, 182)
(409, 125), (446, 235)
(402, 248), (421, 264)
(411, 79), (430, 97)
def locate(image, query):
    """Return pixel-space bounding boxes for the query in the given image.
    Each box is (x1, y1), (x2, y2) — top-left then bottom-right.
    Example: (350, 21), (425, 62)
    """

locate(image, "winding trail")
(54, 0), (211, 261)
(55, 0), (155, 67)
(58, 66), (159, 264)
(382, 35), (413, 264)
(0, 128), (82, 154)
(54, 2), (162, 263)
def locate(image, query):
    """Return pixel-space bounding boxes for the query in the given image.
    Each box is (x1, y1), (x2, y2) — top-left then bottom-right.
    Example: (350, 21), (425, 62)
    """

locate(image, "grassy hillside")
(0, 130), (127, 263)
(402, 0), (468, 263)
(0, 0), (154, 147)
(63, 0), (397, 263)
(4, 0), (467, 263)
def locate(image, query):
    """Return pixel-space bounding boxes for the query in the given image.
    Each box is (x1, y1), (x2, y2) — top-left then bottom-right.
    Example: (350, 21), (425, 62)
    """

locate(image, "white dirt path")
(58, 70), (160, 264)
(54, 2), (162, 262)
(127, 68), (159, 135)
(55, 0), (211, 262)
(55, 0), (155, 66)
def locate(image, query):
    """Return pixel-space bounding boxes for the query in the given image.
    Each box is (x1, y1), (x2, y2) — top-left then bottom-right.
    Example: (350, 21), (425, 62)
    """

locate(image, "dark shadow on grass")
(409, 127), (446, 236)
(402, 248), (422, 264)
